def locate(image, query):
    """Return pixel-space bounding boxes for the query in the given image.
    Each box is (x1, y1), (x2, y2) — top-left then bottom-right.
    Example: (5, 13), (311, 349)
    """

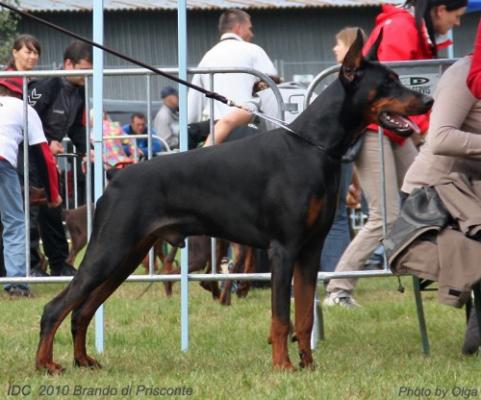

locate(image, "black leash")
(1, 2), (335, 146)
(0, 1), (232, 106)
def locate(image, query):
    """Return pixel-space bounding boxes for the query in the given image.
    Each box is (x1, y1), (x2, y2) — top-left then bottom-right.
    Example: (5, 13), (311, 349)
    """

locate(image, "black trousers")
(18, 147), (69, 271)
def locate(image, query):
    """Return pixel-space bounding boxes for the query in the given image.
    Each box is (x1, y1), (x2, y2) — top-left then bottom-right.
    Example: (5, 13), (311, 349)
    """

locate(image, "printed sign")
(400, 73), (440, 96)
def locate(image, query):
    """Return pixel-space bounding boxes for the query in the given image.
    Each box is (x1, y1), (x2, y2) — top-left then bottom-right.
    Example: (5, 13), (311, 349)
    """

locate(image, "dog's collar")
(282, 129), (341, 160)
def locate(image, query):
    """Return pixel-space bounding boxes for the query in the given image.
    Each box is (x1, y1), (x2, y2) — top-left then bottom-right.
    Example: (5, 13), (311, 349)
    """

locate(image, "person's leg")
(38, 205), (76, 276)
(0, 222), (5, 277)
(393, 137), (417, 186)
(320, 163), (353, 272)
(17, 147), (48, 277)
(0, 159), (29, 294)
(325, 132), (400, 305)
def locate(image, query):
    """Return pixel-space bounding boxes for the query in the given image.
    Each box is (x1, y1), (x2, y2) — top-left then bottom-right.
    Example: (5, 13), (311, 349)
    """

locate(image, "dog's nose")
(422, 96), (434, 109)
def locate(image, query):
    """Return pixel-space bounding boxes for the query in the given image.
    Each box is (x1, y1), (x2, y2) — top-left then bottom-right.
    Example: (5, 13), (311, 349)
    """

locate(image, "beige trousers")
(326, 132), (417, 294)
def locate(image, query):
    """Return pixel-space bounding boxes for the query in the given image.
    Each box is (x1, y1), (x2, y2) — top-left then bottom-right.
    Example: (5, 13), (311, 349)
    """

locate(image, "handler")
(388, 50), (481, 354)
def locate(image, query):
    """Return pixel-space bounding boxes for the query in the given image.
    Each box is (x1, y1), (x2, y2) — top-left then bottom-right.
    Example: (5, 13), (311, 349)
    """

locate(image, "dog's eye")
(384, 77), (397, 86)
(385, 73), (399, 85)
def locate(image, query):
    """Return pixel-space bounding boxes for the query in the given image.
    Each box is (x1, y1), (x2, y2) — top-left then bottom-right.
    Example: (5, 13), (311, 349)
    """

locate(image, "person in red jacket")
(324, 0), (467, 308)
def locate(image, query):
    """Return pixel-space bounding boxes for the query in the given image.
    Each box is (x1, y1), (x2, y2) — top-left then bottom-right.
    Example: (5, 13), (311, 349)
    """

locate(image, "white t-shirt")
(0, 96), (47, 167)
(188, 33), (277, 123)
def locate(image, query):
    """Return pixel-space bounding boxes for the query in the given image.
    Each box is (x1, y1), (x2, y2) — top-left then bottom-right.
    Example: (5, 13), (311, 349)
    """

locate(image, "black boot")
(462, 307), (481, 355)
(30, 265), (50, 277)
(50, 263), (77, 277)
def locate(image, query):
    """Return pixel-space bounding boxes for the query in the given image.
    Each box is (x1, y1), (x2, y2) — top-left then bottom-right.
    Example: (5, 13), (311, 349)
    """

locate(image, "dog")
(35, 31), (433, 374)
(161, 236), (256, 304)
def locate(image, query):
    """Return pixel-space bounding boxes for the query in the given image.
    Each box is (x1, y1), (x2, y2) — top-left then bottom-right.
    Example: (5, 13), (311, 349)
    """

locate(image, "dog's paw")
(74, 355), (102, 369)
(37, 361), (65, 375)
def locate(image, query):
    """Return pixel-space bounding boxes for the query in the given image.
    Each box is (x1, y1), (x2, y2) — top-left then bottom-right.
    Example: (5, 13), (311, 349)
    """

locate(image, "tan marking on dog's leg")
(270, 317), (294, 370)
(293, 264), (315, 369)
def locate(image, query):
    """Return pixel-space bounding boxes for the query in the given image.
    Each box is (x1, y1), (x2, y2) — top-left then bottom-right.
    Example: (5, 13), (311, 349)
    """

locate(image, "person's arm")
(67, 106), (87, 155)
(28, 78), (57, 117)
(364, 22), (420, 61)
(252, 44), (278, 78)
(26, 105), (61, 206)
(428, 60), (481, 158)
(30, 143), (61, 206)
(153, 109), (173, 150)
(187, 73), (205, 124)
(204, 108), (252, 147)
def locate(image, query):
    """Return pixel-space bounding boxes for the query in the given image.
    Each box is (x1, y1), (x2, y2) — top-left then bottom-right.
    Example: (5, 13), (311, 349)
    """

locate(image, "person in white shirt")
(187, 8), (278, 124)
(0, 77), (61, 297)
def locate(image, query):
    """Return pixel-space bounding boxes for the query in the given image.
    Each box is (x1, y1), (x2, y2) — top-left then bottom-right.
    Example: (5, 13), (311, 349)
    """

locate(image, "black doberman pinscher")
(36, 31), (433, 374)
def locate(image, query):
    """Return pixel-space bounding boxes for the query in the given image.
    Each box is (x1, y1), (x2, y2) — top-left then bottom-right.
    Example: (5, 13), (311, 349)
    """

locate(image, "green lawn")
(0, 274), (480, 399)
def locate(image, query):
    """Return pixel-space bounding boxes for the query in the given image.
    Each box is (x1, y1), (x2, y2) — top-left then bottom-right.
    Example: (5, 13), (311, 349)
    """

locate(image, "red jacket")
(467, 19), (481, 99)
(364, 5), (437, 144)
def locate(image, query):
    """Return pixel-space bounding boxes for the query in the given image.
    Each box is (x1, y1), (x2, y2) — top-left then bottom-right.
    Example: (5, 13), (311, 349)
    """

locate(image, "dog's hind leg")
(269, 241), (295, 370)
(36, 221), (154, 374)
(293, 238), (322, 369)
(70, 234), (156, 369)
(36, 285), (87, 374)
(71, 261), (141, 369)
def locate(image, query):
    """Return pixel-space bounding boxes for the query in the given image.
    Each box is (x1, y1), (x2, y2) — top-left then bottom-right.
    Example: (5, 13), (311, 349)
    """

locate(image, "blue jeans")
(0, 159), (27, 290)
(320, 163), (353, 272)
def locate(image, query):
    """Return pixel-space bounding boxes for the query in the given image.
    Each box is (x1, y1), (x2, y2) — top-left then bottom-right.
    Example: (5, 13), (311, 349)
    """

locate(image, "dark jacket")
(28, 77), (86, 154)
(385, 180), (481, 307)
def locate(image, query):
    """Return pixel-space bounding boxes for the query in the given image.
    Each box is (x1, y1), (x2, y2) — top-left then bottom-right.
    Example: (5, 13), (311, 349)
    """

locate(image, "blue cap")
(161, 86), (178, 99)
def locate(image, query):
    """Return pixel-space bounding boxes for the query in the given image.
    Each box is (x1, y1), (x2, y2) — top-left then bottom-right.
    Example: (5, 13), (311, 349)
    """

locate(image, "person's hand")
(48, 195), (62, 208)
(346, 184), (361, 208)
(49, 140), (65, 155)
(29, 186), (48, 206)
(81, 149), (95, 174)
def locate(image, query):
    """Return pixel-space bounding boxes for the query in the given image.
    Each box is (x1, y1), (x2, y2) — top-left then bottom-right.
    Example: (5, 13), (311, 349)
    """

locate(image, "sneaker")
(323, 291), (360, 308)
(462, 307), (481, 355)
(220, 258), (232, 274)
(365, 253), (384, 270)
(5, 286), (33, 298)
(50, 263), (77, 277)
(30, 267), (49, 277)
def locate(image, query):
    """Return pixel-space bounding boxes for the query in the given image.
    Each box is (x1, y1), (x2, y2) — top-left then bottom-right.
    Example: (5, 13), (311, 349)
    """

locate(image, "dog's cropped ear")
(340, 29), (365, 83)
(365, 28), (383, 62)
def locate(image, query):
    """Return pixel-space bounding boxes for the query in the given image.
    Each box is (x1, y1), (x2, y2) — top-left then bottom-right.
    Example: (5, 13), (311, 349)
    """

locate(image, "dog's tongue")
(388, 114), (421, 135)
(403, 117), (421, 135)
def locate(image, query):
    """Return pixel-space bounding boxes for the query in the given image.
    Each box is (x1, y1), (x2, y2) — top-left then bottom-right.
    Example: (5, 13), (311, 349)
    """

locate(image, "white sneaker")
(323, 291), (360, 308)
(220, 257), (232, 274)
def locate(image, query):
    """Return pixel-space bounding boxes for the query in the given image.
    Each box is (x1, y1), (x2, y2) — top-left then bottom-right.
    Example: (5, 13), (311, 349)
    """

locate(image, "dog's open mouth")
(379, 112), (420, 137)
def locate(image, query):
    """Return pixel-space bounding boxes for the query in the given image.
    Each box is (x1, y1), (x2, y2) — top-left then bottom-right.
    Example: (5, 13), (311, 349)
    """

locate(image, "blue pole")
(178, 0), (189, 352)
(93, 0), (105, 354)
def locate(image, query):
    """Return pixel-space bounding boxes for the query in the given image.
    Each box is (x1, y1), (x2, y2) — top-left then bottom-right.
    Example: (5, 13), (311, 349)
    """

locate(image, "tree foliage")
(0, 1), (20, 66)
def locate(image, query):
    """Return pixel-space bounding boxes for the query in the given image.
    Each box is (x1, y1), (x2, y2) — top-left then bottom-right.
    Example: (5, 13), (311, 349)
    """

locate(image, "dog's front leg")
(293, 239), (322, 369)
(269, 242), (295, 370)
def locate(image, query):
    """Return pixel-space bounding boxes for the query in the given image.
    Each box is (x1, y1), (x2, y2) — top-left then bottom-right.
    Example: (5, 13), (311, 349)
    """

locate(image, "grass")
(1, 273), (481, 400)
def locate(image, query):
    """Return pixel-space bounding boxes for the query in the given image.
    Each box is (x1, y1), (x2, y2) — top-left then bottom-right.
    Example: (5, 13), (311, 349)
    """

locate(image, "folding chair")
(412, 277), (481, 355)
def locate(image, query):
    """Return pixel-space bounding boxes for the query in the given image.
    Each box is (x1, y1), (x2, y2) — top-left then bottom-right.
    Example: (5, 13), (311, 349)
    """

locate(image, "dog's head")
(339, 30), (433, 137)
